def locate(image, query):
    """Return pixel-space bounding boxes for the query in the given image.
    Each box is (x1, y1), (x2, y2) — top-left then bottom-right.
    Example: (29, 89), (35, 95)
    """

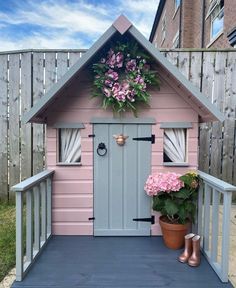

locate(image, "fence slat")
(32, 53), (45, 175)
(45, 52), (56, 92)
(210, 52), (226, 178)
(9, 54), (20, 197)
(57, 52), (68, 81)
(21, 52), (32, 181)
(69, 51), (83, 67)
(222, 52), (236, 183)
(0, 55), (8, 199)
(199, 52), (215, 173)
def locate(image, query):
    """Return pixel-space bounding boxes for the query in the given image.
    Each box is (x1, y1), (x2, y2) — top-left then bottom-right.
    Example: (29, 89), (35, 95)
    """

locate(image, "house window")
(175, 0), (181, 10)
(172, 31), (180, 48)
(58, 128), (82, 164)
(163, 128), (187, 164)
(207, 0), (224, 40)
(161, 12), (166, 43)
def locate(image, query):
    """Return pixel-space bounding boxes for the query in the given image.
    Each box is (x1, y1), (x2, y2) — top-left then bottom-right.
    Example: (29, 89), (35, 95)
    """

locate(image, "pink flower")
(112, 82), (120, 96)
(144, 172), (184, 196)
(116, 52), (124, 68)
(126, 59), (137, 71)
(106, 49), (116, 68)
(103, 87), (111, 97)
(100, 58), (106, 64)
(106, 69), (118, 81)
(104, 79), (113, 87)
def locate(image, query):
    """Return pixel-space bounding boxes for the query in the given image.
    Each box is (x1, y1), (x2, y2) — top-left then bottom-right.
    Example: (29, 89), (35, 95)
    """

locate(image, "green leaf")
(174, 188), (192, 199)
(164, 198), (178, 216)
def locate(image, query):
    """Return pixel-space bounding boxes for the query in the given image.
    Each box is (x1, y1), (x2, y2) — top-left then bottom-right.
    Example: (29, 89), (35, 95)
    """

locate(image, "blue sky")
(0, 0), (159, 51)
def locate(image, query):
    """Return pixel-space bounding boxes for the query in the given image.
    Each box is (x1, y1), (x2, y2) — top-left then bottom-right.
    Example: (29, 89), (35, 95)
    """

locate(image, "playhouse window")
(163, 128), (187, 164)
(58, 128), (81, 164)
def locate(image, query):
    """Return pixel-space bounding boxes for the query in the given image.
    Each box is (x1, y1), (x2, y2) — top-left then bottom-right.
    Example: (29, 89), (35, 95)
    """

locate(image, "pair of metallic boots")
(178, 233), (201, 267)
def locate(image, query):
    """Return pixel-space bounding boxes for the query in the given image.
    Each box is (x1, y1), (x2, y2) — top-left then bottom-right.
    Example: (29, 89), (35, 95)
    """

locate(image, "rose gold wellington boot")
(178, 233), (195, 263)
(188, 235), (201, 267)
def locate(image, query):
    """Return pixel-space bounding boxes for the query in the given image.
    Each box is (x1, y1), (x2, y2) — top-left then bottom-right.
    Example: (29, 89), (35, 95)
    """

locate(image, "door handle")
(97, 142), (107, 156)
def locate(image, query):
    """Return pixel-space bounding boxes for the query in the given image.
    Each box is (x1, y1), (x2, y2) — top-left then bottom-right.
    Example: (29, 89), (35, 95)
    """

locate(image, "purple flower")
(104, 79), (113, 87)
(135, 75), (144, 84)
(126, 59), (137, 71)
(106, 69), (118, 81)
(106, 49), (116, 68)
(112, 82), (120, 96)
(103, 87), (111, 97)
(116, 52), (124, 68)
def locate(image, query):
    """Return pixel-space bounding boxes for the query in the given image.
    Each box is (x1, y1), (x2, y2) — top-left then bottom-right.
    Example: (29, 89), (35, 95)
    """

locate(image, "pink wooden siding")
(46, 68), (199, 236)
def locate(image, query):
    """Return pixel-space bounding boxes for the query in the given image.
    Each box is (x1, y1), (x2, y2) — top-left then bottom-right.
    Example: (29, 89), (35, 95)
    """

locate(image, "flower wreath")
(93, 41), (160, 116)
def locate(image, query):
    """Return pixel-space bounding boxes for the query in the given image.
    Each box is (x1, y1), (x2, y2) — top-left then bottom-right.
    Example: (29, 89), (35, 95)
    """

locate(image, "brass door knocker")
(113, 134), (129, 146)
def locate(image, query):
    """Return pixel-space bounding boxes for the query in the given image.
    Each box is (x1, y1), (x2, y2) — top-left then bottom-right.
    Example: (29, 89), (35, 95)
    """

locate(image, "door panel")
(94, 123), (152, 236)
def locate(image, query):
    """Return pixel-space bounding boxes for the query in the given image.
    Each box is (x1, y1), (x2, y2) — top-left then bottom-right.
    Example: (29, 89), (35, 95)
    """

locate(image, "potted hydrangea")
(144, 172), (199, 249)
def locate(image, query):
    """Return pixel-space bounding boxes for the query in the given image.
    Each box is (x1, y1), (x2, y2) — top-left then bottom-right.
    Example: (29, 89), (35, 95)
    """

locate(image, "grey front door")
(93, 123), (152, 236)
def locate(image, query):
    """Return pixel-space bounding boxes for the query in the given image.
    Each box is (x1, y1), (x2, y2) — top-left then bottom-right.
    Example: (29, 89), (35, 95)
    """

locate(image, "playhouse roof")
(23, 15), (224, 124)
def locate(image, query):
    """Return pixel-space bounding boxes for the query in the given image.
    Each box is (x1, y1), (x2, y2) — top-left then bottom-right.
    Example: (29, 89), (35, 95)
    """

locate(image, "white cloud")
(0, 0), (159, 51)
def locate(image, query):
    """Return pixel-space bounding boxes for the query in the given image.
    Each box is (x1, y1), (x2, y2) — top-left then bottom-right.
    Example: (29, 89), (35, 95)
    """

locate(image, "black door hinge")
(88, 217), (95, 221)
(133, 215), (155, 224)
(132, 134), (155, 144)
(88, 134), (95, 138)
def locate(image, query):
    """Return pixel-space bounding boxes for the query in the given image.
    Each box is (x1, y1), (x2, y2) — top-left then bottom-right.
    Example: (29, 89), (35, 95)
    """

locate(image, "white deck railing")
(198, 170), (236, 283)
(11, 170), (54, 281)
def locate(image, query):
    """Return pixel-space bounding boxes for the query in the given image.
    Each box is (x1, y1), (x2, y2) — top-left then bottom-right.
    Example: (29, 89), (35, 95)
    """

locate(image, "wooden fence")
(0, 49), (235, 200)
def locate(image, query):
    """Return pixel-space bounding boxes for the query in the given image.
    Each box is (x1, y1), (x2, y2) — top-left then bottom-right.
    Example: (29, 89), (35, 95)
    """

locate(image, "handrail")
(11, 170), (54, 192)
(198, 170), (236, 192)
(197, 170), (234, 283)
(12, 169), (55, 281)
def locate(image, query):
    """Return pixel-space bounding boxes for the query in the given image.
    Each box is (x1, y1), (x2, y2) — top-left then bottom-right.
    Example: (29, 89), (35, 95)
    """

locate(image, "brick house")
(149, 0), (236, 48)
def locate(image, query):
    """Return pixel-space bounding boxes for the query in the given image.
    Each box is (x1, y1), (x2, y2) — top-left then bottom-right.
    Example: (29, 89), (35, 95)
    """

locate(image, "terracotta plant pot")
(159, 215), (190, 250)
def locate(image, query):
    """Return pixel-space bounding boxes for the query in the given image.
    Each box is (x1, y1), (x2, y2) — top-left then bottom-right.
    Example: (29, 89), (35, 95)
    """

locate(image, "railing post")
(41, 181), (47, 243)
(203, 184), (211, 252)
(26, 189), (33, 263)
(34, 185), (40, 252)
(197, 182), (204, 244)
(16, 191), (23, 281)
(46, 177), (52, 237)
(211, 189), (220, 263)
(221, 191), (232, 282)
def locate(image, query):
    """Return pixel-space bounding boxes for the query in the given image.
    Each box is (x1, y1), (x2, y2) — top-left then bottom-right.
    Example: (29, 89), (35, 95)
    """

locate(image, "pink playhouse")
(22, 15), (223, 237)
(12, 15), (236, 287)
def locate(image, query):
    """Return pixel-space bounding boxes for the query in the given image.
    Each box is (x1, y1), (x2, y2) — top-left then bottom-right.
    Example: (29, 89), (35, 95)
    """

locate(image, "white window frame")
(57, 127), (82, 166)
(210, 6), (224, 40)
(162, 127), (189, 167)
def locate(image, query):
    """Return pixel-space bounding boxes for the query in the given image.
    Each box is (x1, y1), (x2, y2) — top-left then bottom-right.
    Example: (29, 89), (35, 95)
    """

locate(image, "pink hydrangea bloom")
(144, 172), (184, 196)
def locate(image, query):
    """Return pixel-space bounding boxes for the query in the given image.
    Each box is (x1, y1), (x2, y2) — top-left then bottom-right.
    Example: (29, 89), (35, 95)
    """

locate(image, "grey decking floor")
(12, 236), (233, 288)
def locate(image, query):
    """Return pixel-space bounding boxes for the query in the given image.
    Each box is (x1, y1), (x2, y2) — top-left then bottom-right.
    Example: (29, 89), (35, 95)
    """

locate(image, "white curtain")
(164, 128), (186, 162)
(60, 128), (81, 163)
